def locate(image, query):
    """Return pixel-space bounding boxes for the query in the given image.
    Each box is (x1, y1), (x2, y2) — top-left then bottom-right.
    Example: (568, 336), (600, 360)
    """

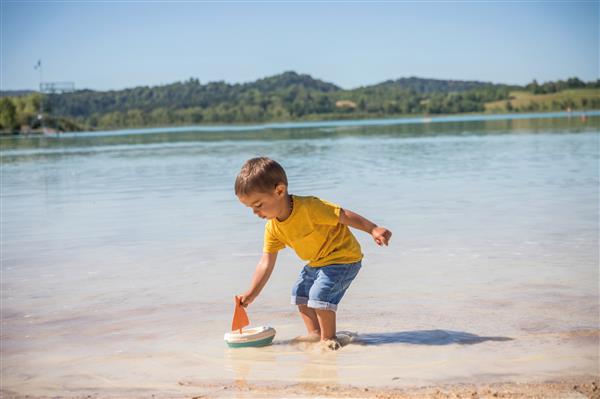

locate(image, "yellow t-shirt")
(263, 195), (363, 267)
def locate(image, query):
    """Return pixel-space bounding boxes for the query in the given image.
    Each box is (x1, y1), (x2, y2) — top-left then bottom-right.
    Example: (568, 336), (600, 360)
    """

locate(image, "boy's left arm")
(339, 208), (392, 246)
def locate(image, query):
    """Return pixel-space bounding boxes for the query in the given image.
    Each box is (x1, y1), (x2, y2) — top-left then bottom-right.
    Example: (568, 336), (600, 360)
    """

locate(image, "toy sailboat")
(224, 296), (276, 348)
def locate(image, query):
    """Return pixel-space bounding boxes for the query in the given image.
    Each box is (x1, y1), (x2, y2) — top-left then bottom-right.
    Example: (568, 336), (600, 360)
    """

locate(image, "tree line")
(1, 72), (598, 133)
(525, 77), (599, 94)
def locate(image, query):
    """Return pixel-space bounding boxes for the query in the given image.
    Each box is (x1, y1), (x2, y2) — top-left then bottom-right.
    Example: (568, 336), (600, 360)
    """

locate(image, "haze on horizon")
(1, 1), (598, 92)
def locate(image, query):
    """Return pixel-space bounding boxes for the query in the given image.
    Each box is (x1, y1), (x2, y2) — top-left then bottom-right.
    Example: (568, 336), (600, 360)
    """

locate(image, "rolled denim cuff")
(291, 295), (309, 305)
(307, 299), (338, 312)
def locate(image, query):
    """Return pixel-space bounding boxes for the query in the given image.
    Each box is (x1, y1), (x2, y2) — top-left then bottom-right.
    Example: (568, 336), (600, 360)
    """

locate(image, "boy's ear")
(275, 183), (286, 197)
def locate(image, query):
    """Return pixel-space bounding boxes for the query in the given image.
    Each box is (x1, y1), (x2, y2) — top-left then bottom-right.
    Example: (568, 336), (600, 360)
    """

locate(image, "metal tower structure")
(34, 60), (75, 133)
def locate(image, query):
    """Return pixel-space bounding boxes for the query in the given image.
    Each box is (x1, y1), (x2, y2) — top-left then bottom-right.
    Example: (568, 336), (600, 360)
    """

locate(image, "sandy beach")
(2, 376), (599, 398)
(169, 376), (600, 398)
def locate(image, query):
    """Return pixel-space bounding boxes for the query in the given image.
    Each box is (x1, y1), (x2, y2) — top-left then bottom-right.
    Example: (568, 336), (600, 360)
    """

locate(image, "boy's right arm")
(239, 251), (278, 308)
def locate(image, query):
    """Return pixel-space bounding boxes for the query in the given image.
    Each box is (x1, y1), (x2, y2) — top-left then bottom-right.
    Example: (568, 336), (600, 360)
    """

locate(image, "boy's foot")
(322, 338), (341, 351)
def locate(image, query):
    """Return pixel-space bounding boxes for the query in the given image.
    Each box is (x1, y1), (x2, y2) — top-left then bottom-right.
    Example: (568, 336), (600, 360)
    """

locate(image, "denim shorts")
(291, 260), (361, 312)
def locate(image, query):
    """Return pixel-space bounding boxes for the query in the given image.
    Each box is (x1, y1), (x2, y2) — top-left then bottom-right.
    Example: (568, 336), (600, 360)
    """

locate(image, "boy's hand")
(239, 292), (256, 308)
(371, 227), (392, 246)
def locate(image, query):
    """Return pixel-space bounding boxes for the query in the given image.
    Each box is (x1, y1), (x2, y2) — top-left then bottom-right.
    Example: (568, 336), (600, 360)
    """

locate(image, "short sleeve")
(309, 197), (341, 226)
(263, 221), (285, 253)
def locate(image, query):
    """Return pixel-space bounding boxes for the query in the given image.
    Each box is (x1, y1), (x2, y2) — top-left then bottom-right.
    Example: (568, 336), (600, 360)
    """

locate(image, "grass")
(485, 88), (600, 112)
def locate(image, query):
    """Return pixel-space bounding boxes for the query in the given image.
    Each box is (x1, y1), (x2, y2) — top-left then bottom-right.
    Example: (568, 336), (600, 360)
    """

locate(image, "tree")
(0, 98), (17, 132)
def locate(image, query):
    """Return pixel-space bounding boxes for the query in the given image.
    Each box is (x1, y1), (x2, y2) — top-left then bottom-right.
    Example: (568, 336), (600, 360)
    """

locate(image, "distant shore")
(2, 74), (597, 135)
(4, 109), (597, 138)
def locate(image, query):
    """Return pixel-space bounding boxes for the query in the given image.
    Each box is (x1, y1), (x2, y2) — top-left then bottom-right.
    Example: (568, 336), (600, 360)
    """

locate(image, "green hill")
(1, 72), (598, 133)
(370, 76), (518, 94)
(249, 71), (341, 93)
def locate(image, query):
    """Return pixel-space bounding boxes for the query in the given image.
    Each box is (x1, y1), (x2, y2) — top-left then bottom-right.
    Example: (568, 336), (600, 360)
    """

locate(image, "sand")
(1, 376), (598, 399)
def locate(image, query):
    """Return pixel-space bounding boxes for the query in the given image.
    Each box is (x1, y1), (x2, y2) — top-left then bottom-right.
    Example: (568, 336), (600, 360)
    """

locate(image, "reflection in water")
(224, 340), (341, 386)
(224, 346), (276, 387)
(0, 112), (597, 158)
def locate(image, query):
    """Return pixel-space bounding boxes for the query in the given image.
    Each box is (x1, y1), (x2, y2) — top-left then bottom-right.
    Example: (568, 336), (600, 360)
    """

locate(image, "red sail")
(231, 295), (250, 334)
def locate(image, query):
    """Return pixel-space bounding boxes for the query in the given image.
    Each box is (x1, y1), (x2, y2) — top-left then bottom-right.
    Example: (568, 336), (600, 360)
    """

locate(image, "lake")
(1, 111), (598, 395)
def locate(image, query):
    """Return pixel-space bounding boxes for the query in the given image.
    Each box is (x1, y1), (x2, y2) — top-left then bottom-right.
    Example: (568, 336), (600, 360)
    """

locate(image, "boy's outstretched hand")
(239, 292), (256, 308)
(371, 227), (392, 246)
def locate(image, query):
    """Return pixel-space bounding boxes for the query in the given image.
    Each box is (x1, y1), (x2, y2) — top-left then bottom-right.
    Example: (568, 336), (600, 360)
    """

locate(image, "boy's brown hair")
(235, 157), (288, 196)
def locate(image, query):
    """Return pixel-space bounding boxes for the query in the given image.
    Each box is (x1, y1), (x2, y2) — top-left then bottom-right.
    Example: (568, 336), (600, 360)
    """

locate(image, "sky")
(1, 1), (598, 92)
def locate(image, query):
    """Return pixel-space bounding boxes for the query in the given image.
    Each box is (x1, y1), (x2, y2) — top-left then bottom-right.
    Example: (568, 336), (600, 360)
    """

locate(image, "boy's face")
(237, 184), (288, 220)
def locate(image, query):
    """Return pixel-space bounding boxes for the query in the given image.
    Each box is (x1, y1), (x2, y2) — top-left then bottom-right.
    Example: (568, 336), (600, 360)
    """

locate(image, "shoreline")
(2, 109), (597, 139)
(2, 376), (598, 398)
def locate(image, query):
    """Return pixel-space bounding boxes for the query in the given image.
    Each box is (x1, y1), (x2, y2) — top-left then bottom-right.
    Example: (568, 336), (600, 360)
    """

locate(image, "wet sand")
(175, 377), (600, 398)
(1, 376), (599, 398)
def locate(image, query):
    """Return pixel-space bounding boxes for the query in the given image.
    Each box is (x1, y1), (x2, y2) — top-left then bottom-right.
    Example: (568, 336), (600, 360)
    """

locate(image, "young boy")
(235, 157), (392, 350)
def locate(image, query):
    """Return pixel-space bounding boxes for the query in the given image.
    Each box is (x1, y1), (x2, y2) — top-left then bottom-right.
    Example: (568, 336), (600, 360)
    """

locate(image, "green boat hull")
(226, 335), (275, 348)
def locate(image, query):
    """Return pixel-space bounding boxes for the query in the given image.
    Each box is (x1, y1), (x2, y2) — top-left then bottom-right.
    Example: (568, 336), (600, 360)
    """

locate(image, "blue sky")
(1, 1), (598, 91)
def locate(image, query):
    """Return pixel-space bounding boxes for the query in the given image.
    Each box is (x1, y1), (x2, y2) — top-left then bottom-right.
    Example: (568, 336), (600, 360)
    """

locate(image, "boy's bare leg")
(315, 309), (336, 341)
(296, 304), (321, 341)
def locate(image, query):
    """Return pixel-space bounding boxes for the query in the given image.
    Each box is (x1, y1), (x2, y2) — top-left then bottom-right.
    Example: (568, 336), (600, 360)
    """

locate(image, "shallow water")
(1, 112), (598, 395)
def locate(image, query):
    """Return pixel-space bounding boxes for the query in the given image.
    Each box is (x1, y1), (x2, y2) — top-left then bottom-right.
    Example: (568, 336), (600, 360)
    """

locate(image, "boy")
(235, 157), (392, 350)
